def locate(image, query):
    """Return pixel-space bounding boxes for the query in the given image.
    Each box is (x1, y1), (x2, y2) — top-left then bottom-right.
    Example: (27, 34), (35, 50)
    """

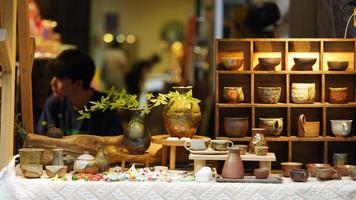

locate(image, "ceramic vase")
(52, 148), (64, 166)
(222, 146), (244, 179)
(95, 146), (109, 172)
(163, 86), (201, 138)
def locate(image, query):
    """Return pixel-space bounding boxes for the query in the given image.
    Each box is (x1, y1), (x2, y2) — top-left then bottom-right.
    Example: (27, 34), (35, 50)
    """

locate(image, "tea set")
(184, 139), (233, 153)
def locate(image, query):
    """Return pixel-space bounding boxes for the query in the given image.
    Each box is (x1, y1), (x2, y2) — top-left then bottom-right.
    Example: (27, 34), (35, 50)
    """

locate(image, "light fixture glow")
(126, 34), (136, 44)
(103, 33), (114, 43)
(116, 34), (126, 43)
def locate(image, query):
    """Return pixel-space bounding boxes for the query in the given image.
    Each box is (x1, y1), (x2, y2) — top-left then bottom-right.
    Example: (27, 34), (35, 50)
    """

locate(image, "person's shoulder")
(44, 95), (62, 106)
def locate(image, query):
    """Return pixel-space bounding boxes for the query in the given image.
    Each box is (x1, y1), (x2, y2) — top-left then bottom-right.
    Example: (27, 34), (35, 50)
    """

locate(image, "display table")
(3, 175), (356, 200)
(189, 152), (276, 173)
(151, 134), (210, 170)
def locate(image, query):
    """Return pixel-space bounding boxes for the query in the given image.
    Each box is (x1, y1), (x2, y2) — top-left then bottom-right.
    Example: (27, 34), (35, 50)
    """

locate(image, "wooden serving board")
(216, 176), (283, 184)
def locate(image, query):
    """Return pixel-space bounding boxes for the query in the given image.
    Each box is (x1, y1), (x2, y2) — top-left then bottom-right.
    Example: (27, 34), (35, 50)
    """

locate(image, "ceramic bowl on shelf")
(258, 57), (281, 71)
(291, 83), (316, 104)
(255, 146), (269, 156)
(306, 163), (331, 177)
(327, 61), (348, 71)
(329, 87), (348, 104)
(224, 117), (249, 137)
(281, 162), (302, 177)
(330, 120), (353, 137)
(290, 169), (309, 182)
(254, 168), (269, 179)
(293, 58), (317, 71)
(258, 87), (281, 104)
(223, 87), (244, 103)
(258, 118), (283, 136)
(220, 57), (244, 70)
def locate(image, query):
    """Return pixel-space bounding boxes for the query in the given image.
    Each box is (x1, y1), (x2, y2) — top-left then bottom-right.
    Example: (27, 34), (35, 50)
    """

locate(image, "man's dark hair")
(51, 49), (95, 89)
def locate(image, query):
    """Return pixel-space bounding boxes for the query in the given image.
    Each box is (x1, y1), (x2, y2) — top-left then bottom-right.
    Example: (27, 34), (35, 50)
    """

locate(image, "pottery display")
(334, 165), (356, 176)
(257, 87), (281, 104)
(316, 167), (341, 181)
(21, 164), (43, 178)
(19, 148), (44, 166)
(223, 87), (244, 103)
(222, 146), (244, 179)
(306, 163), (331, 177)
(95, 146), (109, 172)
(291, 83), (316, 104)
(74, 151), (99, 174)
(298, 114), (320, 137)
(281, 162), (302, 177)
(45, 165), (67, 178)
(249, 128), (267, 154)
(220, 57), (244, 70)
(184, 139), (208, 151)
(328, 61), (348, 71)
(211, 140), (234, 151)
(293, 58), (317, 71)
(258, 118), (283, 136)
(332, 153), (348, 166)
(224, 117), (249, 137)
(258, 57), (281, 71)
(52, 148), (64, 166)
(163, 86), (201, 138)
(290, 169), (308, 182)
(254, 168), (269, 179)
(329, 87), (348, 104)
(330, 120), (352, 137)
(123, 109), (151, 154)
(233, 144), (248, 155)
(349, 168), (356, 180)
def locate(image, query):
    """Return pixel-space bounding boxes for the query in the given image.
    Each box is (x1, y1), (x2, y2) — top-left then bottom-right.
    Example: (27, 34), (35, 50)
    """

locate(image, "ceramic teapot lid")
(77, 151), (95, 161)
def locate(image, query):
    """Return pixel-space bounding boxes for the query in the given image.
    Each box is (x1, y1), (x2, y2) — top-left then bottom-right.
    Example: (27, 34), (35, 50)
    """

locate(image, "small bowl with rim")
(328, 61), (348, 71)
(281, 162), (302, 177)
(290, 169), (308, 182)
(254, 168), (269, 179)
(306, 163), (331, 177)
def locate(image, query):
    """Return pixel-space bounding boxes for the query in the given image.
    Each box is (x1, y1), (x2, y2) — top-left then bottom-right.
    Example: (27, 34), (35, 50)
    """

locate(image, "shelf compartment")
(253, 41), (285, 71)
(217, 41), (251, 71)
(218, 74), (251, 103)
(328, 142), (355, 165)
(292, 142), (324, 164)
(255, 107), (287, 137)
(325, 74), (355, 103)
(324, 41), (355, 71)
(290, 74), (322, 103)
(290, 108), (323, 137)
(325, 108), (355, 137)
(255, 74), (286, 103)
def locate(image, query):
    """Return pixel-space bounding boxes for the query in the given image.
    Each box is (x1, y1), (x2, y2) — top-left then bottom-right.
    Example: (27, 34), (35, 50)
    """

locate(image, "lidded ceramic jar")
(221, 146), (244, 179)
(74, 151), (99, 174)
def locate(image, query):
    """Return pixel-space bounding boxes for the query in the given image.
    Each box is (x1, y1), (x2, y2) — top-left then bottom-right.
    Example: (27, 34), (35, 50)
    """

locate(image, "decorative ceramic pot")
(329, 87), (348, 104)
(19, 148), (44, 166)
(291, 83), (316, 104)
(163, 86), (201, 138)
(222, 146), (244, 179)
(281, 162), (302, 177)
(223, 87), (244, 103)
(224, 117), (249, 137)
(52, 148), (64, 166)
(330, 120), (352, 137)
(123, 110), (151, 154)
(249, 128), (267, 154)
(258, 118), (283, 136)
(73, 151), (99, 174)
(95, 146), (109, 172)
(220, 57), (244, 70)
(258, 87), (281, 104)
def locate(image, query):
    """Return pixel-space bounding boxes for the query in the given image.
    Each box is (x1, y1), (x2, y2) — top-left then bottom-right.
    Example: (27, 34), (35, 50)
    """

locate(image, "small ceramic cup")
(184, 139), (208, 151)
(254, 168), (269, 179)
(223, 87), (244, 103)
(330, 120), (352, 137)
(332, 153), (348, 166)
(348, 168), (356, 180)
(317, 167), (340, 181)
(281, 162), (302, 177)
(290, 169), (308, 182)
(45, 165), (67, 178)
(211, 140), (233, 151)
(233, 144), (248, 155)
(255, 146), (269, 156)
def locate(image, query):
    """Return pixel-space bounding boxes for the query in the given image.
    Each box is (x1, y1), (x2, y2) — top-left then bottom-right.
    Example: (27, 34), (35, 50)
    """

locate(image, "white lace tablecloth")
(1, 157), (356, 200)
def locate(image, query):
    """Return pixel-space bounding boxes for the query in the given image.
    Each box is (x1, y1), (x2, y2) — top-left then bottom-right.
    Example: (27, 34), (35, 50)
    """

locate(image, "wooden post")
(0, 0), (17, 169)
(18, 0), (35, 133)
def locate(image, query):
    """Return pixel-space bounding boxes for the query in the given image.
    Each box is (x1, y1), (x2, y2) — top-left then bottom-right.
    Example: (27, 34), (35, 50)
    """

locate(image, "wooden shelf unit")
(215, 38), (356, 168)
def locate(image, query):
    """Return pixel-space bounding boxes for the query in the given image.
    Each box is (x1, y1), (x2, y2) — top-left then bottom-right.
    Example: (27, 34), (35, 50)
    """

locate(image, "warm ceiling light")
(171, 41), (183, 52)
(126, 34), (136, 44)
(116, 34), (125, 43)
(103, 33), (113, 43)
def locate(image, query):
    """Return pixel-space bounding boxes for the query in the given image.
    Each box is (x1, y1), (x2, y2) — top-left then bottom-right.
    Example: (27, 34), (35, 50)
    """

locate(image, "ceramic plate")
(190, 148), (228, 155)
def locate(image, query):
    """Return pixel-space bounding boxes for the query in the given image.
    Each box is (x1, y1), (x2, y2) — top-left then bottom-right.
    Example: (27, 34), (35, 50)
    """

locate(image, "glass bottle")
(249, 128), (268, 154)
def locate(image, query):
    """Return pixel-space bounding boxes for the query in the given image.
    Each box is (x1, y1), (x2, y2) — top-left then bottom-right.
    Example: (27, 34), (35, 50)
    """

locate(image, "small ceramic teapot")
(74, 151), (99, 174)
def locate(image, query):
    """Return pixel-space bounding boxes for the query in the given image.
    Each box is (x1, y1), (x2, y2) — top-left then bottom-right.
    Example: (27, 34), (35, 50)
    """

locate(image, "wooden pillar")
(0, 0), (17, 169)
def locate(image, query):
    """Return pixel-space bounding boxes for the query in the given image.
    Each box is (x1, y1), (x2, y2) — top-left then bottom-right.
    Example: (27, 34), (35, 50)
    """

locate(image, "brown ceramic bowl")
(334, 165), (356, 176)
(290, 169), (309, 182)
(329, 87), (348, 104)
(254, 168), (269, 179)
(258, 58), (281, 71)
(224, 117), (249, 137)
(220, 57), (244, 70)
(328, 61), (348, 71)
(306, 163), (331, 177)
(281, 162), (302, 177)
(293, 58), (317, 71)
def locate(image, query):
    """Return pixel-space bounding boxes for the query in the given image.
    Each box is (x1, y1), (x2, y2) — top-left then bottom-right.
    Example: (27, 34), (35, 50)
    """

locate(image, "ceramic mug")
(258, 118), (283, 136)
(330, 120), (352, 137)
(211, 140), (234, 151)
(317, 167), (340, 181)
(184, 139), (208, 151)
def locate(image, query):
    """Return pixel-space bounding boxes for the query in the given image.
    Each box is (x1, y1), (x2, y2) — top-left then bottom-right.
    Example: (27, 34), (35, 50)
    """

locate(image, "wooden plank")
(18, 0), (34, 133)
(0, 0), (17, 169)
(0, 29), (11, 72)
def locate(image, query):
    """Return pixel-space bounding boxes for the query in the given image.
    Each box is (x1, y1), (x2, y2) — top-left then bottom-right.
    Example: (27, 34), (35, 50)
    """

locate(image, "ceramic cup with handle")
(184, 139), (208, 151)
(211, 140), (234, 151)
(330, 120), (352, 137)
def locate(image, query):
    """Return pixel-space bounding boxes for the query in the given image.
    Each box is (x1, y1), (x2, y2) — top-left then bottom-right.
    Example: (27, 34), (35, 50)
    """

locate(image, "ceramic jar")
(330, 120), (353, 137)
(221, 146), (244, 179)
(163, 86), (201, 138)
(52, 148), (64, 166)
(329, 87), (348, 104)
(95, 146), (109, 172)
(249, 128), (267, 154)
(19, 148), (44, 178)
(258, 87), (281, 104)
(258, 118), (283, 136)
(224, 117), (249, 137)
(74, 151), (99, 174)
(291, 83), (316, 104)
(223, 87), (244, 103)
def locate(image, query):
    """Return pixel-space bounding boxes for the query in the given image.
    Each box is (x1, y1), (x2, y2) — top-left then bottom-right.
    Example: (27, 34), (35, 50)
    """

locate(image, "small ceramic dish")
(45, 165), (67, 178)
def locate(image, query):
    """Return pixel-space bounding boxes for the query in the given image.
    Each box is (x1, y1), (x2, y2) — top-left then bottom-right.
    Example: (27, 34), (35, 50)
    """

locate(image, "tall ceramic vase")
(222, 146), (244, 179)
(123, 110), (151, 155)
(163, 86), (201, 138)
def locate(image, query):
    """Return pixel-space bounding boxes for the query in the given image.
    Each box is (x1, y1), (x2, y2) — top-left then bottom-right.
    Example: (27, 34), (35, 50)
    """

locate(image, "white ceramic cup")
(211, 140), (234, 151)
(330, 120), (352, 137)
(184, 139), (207, 151)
